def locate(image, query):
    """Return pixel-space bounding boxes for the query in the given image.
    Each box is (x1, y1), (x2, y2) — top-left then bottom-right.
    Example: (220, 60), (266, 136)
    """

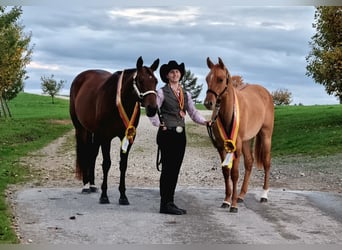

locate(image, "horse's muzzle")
(204, 99), (215, 110)
(145, 105), (158, 117)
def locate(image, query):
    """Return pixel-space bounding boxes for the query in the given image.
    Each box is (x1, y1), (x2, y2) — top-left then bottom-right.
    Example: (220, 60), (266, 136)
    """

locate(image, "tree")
(306, 6), (342, 104)
(0, 6), (33, 117)
(41, 75), (65, 104)
(180, 70), (203, 103)
(272, 88), (292, 106)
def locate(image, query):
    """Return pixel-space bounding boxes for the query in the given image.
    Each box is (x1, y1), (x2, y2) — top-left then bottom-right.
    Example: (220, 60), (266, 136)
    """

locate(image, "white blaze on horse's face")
(204, 66), (228, 110)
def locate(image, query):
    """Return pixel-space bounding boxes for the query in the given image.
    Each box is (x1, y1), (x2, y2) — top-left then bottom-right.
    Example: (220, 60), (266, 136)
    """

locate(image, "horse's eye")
(217, 78), (224, 83)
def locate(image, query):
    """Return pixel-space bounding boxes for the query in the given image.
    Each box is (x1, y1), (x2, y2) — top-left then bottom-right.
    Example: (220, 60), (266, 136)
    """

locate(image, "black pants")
(157, 127), (186, 205)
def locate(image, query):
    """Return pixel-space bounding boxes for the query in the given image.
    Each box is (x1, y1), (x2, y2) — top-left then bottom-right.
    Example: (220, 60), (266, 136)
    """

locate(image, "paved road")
(12, 187), (342, 244)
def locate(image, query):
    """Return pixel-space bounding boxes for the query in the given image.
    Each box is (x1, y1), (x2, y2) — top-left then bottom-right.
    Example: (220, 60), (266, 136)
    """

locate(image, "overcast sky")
(18, 1), (339, 105)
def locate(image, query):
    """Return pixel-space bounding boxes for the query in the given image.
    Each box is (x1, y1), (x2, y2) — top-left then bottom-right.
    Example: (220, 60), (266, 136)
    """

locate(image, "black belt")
(162, 126), (184, 133)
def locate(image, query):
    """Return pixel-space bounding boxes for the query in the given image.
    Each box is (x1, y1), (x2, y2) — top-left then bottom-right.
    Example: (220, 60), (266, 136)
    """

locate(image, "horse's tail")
(254, 133), (264, 170)
(75, 130), (84, 180)
(70, 75), (86, 180)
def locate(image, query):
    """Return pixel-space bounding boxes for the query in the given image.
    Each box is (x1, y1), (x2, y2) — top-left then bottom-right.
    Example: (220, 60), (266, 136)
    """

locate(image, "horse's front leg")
(99, 141), (111, 204)
(118, 144), (132, 205)
(220, 150), (232, 209)
(230, 158), (240, 213)
(221, 166), (232, 208)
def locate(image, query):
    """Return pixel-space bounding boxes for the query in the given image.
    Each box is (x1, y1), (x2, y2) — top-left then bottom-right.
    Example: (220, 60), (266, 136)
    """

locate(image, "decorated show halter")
(117, 70), (157, 153)
(206, 73), (240, 169)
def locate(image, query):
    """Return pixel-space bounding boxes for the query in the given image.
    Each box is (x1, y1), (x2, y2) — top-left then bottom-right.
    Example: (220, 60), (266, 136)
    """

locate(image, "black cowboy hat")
(159, 60), (185, 83)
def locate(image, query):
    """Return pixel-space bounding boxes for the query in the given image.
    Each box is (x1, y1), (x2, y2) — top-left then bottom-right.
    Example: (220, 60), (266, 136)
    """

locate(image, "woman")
(150, 60), (209, 215)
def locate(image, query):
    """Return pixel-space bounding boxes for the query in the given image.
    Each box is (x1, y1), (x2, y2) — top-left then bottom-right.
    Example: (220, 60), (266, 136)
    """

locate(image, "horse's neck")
(219, 86), (235, 126)
(120, 77), (137, 113)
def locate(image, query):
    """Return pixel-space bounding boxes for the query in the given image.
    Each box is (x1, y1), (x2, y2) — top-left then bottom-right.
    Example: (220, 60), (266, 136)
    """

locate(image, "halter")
(132, 71), (157, 100)
(206, 85), (228, 102)
(206, 73), (230, 124)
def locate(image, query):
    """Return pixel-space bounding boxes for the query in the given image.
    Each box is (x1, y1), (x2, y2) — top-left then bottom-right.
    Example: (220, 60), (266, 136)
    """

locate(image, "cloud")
(20, 4), (338, 105)
(108, 7), (200, 26)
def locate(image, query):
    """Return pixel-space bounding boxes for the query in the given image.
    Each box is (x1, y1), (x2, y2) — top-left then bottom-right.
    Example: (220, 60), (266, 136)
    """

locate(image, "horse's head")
(133, 56), (160, 117)
(204, 57), (231, 110)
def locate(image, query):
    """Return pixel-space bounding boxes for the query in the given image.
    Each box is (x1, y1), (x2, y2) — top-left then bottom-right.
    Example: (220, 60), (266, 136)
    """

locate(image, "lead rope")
(206, 98), (221, 148)
(156, 108), (163, 171)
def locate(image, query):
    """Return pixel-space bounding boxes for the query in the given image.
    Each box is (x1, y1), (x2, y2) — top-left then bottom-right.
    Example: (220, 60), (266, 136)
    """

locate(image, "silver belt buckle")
(176, 126), (183, 133)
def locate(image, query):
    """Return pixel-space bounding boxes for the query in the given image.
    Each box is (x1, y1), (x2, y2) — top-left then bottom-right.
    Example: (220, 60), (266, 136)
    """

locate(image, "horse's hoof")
(237, 197), (244, 203)
(81, 188), (90, 193)
(229, 207), (238, 213)
(220, 202), (230, 209)
(90, 186), (98, 193)
(260, 197), (268, 203)
(119, 198), (130, 205)
(99, 197), (110, 204)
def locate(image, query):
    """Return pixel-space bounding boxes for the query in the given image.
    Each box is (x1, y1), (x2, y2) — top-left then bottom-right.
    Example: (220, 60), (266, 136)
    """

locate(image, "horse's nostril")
(146, 106), (157, 117)
(204, 100), (213, 110)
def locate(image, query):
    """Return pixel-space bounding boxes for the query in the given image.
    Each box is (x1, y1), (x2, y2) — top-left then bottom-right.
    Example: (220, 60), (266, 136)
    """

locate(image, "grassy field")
(272, 105), (342, 156)
(0, 93), (72, 243)
(192, 103), (342, 157)
(0, 93), (341, 243)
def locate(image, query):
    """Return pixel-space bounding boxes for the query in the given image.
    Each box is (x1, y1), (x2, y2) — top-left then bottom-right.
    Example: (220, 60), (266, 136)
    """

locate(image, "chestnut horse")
(69, 56), (159, 204)
(204, 57), (274, 213)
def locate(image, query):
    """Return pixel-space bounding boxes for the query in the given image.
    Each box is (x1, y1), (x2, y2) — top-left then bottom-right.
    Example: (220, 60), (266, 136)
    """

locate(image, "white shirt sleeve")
(148, 88), (164, 127)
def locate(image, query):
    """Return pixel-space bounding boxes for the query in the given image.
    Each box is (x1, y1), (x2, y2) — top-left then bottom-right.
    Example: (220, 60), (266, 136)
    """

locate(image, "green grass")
(0, 92), (72, 243)
(272, 105), (342, 157)
(0, 93), (341, 243)
(187, 104), (342, 158)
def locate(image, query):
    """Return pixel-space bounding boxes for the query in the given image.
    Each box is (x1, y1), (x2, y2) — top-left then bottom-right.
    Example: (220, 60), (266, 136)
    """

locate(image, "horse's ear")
(218, 57), (225, 69)
(150, 58), (159, 72)
(137, 56), (143, 69)
(207, 57), (214, 69)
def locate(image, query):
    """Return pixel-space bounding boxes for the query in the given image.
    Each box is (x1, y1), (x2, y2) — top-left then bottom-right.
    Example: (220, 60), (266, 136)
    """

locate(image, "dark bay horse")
(69, 56), (159, 204)
(204, 57), (274, 213)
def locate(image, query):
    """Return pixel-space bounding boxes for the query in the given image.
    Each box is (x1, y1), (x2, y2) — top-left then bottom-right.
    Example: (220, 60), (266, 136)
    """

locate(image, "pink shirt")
(149, 88), (207, 127)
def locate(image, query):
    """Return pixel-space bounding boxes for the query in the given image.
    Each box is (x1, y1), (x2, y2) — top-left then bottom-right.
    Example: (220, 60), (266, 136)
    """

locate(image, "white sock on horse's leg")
(222, 201), (231, 206)
(260, 188), (269, 202)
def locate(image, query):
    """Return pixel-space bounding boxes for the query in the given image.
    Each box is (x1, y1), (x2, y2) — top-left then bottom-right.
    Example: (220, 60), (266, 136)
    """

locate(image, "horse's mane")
(102, 68), (137, 92)
(236, 83), (250, 91)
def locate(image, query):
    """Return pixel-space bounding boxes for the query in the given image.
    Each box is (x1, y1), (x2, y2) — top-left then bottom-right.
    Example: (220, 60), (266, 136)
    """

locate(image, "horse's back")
(70, 70), (112, 97)
(70, 70), (114, 131)
(238, 84), (274, 112)
(237, 84), (274, 138)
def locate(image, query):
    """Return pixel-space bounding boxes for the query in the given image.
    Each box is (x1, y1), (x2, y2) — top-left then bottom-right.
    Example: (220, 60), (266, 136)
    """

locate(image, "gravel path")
(16, 111), (342, 193)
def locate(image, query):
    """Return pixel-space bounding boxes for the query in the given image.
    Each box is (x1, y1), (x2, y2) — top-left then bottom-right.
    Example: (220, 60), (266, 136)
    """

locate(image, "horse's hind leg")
(255, 131), (272, 203)
(99, 140), (111, 204)
(238, 140), (254, 202)
(261, 135), (272, 203)
(74, 129), (93, 192)
(82, 133), (100, 193)
(88, 135), (100, 193)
